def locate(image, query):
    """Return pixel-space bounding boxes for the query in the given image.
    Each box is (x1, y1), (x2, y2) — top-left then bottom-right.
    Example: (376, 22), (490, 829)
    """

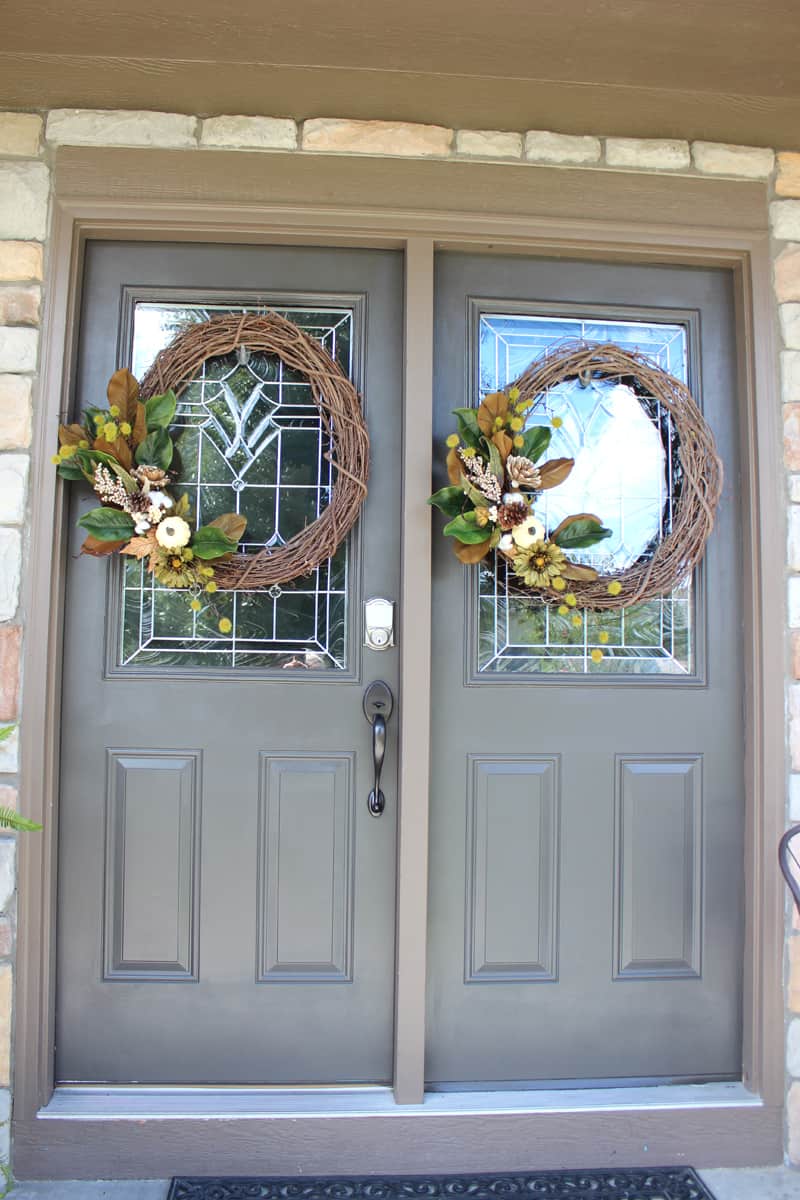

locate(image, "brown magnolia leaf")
(93, 435), (132, 471)
(453, 537), (491, 564)
(559, 562), (599, 582)
(120, 533), (157, 561)
(210, 513), (247, 542)
(58, 422), (86, 447)
(80, 534), (127, 557)
(550, 512), (603, 542)
(477, 391), (509, 437)
(491, 430), (513, 464)
(538, 457), (574, 490)
(107, 368), (140, 423)
(132, 401), (147, 446)
(446, 447), (462, 485)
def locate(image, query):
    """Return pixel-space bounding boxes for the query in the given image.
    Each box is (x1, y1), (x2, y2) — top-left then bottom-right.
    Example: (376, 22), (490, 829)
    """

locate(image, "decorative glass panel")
(476, 313), (693, 676)
(118, 302), (354, 672)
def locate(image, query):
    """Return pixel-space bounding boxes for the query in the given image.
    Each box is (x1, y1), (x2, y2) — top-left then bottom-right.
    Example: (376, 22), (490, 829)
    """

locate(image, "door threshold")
(39, 1080), (760, 1120)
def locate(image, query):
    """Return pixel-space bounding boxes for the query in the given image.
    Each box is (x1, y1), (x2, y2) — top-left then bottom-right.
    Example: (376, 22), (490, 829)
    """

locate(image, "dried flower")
(506, 455), (542, 490)
(151, 545), (199, 588)
(155, 516), (191, 549)
(458, 451), (502, 504)
(513, 540), (567, 588)
(92, 463), (128, 509)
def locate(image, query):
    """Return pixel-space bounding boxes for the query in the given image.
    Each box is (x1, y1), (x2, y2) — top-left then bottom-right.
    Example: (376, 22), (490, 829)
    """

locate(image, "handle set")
(362, 681), (394, 817)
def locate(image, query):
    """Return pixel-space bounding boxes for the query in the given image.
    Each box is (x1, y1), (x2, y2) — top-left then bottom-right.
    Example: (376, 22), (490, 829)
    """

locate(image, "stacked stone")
(0, 110), (46, 1163)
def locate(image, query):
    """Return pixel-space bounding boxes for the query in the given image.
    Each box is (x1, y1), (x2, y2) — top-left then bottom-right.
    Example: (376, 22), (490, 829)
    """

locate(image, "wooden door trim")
(13, 149), (783, 1173)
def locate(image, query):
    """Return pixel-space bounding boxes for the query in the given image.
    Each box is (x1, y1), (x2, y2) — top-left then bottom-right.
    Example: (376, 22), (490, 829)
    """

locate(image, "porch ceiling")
(2, 0), (800, 149)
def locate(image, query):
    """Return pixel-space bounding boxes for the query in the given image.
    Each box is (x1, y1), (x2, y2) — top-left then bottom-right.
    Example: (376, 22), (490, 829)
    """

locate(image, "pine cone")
(506, 455), (542, 489)
(497, 501), (527, 530)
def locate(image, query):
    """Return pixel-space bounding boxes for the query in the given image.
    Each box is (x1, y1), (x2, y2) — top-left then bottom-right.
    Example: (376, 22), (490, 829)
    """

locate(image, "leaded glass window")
(476, 313), (694, 676)
(115, 301), (355, 673)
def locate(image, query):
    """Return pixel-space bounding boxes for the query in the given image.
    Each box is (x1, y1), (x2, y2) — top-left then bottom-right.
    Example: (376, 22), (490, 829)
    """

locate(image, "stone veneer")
(0, 108), (797, 1166)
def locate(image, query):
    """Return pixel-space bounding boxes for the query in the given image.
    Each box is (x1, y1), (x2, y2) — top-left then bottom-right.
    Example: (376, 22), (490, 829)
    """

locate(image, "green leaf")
(56, 460), (86, 481)
(452, 408), (481, 448)
(191, 525), (239, 560)
(552, 517), (613, 550)
(106, 459), (137, 493)
(427, 486), (467, 518)
(135, 429), (174, 471)
(144, 390), (177, 431)
(486, 440), (504, 481)
(443, 512), (492, 544)
(521, 426), (552, 462)
(77, 506), (135, 542)
(0, 806), (42, 833)
(0, 725), (14, 744)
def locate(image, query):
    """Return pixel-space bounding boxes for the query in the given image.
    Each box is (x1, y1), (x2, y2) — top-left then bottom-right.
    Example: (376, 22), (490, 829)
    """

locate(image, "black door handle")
(363, 681), (394, 817)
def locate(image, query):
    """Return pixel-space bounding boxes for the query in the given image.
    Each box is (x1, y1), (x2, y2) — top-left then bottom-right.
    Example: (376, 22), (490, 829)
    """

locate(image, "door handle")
(363, 681), (394, 817)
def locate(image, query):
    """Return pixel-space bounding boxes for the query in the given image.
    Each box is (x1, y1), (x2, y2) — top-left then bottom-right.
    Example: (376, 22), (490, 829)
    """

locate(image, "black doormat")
(167, 1169), (716, 1200)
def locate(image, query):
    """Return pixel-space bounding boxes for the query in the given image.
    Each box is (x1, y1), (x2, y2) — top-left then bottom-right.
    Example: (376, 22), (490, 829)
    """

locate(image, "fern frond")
(0, 726), (14, 745)
(0, 807), (41, 833)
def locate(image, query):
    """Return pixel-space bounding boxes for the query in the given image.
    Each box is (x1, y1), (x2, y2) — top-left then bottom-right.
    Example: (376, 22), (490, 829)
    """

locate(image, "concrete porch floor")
(5, 1169), (800, 1199)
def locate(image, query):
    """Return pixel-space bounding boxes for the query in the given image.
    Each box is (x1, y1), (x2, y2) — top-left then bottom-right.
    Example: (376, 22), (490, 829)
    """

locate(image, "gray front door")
(56, 241), (402, 1084)
(427, 252), (744, 1085)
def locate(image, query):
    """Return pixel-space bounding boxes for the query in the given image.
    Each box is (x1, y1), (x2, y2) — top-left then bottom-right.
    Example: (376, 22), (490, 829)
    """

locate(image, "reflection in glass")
(476, 314), (693, 676)
(119, 303), (353, 672)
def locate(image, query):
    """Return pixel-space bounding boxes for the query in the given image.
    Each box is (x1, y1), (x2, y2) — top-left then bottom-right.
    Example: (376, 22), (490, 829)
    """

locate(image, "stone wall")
(0, 107), (797, 1167)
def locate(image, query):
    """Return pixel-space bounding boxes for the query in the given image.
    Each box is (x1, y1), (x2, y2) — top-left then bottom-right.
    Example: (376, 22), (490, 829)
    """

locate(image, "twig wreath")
(53, 311), (370, 610)
(429, 340), (722, 613)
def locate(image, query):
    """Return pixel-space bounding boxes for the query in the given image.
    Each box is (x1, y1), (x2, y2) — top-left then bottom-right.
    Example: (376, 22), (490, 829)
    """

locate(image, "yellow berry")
(218, 617), (232, 634)
(512, 436), (524, 448)
(79, 439), (89, 448)
(205, 581), (218, 594)
(565, 593), (577, 607)
(120, 421), (132, 436)
(446, 433), (460, 448)
(508, 386), (520, 401)
(51, 453), (62, 465)
(509, 417), (523, 432)
(59, 443), (77, 458)
(599, 631), (610, 644)
(201, 566), (215, 578)
(551, 576), (566, 591)
(189, 599), (202, 612)
(551, 416), (563, 429)
(571, 614), (582, 628)
(109, 405), (120, 418)
(557, 605), (569, 616)
(103, 422), (119, 441)
(607, 580), (622, 596)
(590, 649), (604, 664)
(494, 416), (504, 430)
(94, 414), (105, 428)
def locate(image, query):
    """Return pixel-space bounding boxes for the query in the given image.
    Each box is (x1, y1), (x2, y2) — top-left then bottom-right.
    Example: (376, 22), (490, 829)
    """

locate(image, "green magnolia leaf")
(106, 459), (137, 493)
(521, 426), (552, 462)
(0, 806), (42, 833)
(77, 506), (136, 542)
(443, 512), (492, 544)
(144, 390), (177, 431)
(452, 408), (481, 448)
(552, 517), (613, 550)
(462, 478), (489, 508)
(191, 525), (239, 560)
(428, 486), (467, 518)
(56, 460), (86, 482)
(135, 429), (174, 471)
(486, 440), (504, 482)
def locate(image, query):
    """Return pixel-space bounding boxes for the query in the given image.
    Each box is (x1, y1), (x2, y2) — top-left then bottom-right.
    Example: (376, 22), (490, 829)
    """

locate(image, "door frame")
(13, 147), (784, 1176)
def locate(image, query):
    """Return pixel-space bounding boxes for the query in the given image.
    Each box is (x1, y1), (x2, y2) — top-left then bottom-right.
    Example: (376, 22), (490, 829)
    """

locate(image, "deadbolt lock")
(364, 597), (395, 651)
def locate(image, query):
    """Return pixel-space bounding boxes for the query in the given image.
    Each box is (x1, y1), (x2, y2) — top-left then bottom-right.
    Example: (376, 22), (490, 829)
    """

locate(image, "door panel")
(56, 242), (402, 1085)
(427, 252), (743, 1085)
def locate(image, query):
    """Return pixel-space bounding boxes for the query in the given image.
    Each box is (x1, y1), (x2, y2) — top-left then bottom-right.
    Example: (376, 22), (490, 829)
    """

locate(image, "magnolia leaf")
(0, 806), (42, 833)
(559, 562), (599, 582)
(477, 391), (509, 437)
(191, 525), (239, 560)
(443, 512), (492, 544)
(106, 369), (140, 423)
(461, 477), (489, 508)
(174, 492), (191, 517)
(454, 537), (492, 564)
(56, 460), (86, 482)
(132, 401), (148, 446)
(58, 422), (86, 447)
(428, 486), (466, 518)
(452, 408), (481, 448)
(538, 457), (574, 490)
(492, 430), (513, 465)
(135, 429), (174, 471)
(489, 527), (503, 549)
(552, 516), (613, 550)
(486, 440), (504, 482)
(521, 426), (551, 463)
(446, 447), (462, 485)
(144, 389), (178, 432)
(107, 460), (137, 493)
(209, 513), (247, 543)
(120, 534), (157, 560)
(80, 533), (128, 557)
(77, 506), (135, 542)
(93, 434), (132, 471)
